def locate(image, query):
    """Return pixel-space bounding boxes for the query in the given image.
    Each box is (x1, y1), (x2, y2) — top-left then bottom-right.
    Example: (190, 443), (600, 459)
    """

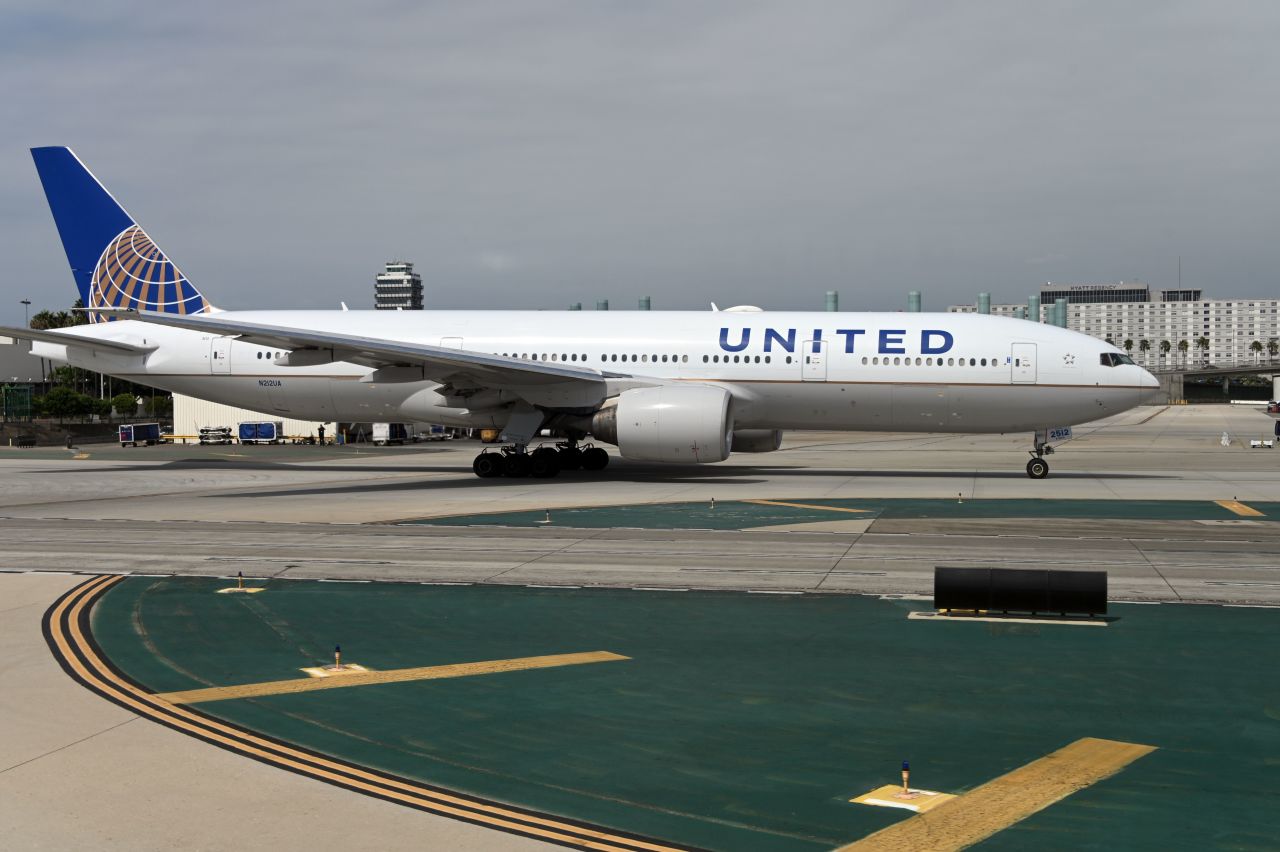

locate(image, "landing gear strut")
(472, 440), (609, 480)
(1026, 430), (1054, 479)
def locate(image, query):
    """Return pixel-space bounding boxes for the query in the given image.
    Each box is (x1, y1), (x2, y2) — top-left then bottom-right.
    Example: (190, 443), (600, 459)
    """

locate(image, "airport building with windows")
(374, 261), (424, 310)
(949, 283), (1280, 368)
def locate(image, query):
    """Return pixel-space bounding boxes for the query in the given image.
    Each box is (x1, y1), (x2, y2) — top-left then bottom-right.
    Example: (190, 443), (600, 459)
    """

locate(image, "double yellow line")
(44, 575), (691, 852)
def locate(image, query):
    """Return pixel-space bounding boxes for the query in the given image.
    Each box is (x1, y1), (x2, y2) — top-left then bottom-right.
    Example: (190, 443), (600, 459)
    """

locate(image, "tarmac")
(2, 403), (1279, 850)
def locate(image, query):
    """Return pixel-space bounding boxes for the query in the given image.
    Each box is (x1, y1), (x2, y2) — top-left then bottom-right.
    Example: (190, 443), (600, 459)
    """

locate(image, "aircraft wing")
(97, 309), (648, 409)
(0, 325), (157, 354)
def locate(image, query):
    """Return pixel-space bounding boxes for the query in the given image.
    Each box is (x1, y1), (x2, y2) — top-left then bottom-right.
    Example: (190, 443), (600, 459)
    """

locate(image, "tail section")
(31, 147), (214, 322)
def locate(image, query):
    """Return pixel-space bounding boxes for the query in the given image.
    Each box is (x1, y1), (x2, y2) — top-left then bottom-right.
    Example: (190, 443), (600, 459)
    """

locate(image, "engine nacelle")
(731, 429), (783, 453)
(591, 385), (733, 463)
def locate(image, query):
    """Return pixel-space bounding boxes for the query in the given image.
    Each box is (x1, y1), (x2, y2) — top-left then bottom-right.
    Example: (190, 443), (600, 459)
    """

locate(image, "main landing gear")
(1026, 430), (1054, 479)
(472, 440), (609, 479)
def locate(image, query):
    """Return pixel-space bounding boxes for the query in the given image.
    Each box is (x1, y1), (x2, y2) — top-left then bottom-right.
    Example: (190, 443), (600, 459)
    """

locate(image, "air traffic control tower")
(374, 261), (424, 310)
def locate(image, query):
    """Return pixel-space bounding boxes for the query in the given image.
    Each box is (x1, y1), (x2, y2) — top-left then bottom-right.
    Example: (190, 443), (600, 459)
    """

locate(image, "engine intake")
(591, 385), (733, 463)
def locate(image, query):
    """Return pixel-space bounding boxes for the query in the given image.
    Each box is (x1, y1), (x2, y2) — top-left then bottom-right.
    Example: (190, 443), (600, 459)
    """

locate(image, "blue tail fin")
(31, 147), (214, 323)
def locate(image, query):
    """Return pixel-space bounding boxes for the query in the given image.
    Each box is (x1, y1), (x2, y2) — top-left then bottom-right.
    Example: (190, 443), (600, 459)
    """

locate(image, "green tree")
(29, 299), (89, 330)
(42, 386), (93, 422)
(1196, 336), (1210, 364)
(111, 393), (138, 418)
(1159, 340), (1172, 362)
(1177, 339), (1189, 366)
(1139, 339), (1151, 357)
(92, 398), (114, 420)
(1250, 340), (1264, 362)
(145, 395), (173, 418)
(1123, 339), (1134, 354)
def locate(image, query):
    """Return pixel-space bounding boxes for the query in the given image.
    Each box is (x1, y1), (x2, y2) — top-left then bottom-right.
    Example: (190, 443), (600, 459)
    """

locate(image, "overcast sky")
(3, 1), (1279, 324)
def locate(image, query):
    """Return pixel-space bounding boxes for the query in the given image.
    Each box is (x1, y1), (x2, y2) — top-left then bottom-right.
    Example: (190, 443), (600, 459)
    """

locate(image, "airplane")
(3, 146), (1160, 479)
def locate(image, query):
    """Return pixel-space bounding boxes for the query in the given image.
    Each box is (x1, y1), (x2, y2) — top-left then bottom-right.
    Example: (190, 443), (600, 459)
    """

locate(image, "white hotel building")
(949, 284), (1280, 369)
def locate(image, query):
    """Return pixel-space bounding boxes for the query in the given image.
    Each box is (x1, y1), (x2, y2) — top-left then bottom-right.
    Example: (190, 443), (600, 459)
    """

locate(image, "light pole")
(20, 299), (31, 327)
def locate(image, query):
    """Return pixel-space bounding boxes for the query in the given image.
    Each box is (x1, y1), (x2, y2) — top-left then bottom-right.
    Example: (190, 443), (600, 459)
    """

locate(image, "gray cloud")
(3, 1), (1279, 324)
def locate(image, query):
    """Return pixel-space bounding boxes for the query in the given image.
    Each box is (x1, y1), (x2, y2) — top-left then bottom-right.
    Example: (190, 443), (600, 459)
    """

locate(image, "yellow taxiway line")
(1215, 499), (1265, 517)
(47, 577), (680, 851)
(839, 737), (1156, 851)
(745, 499), (871, 515)
(156, 651), (630, 704)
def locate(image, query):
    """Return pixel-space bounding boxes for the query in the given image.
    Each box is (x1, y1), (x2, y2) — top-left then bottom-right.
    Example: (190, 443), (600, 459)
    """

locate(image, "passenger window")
(894, 357), (901, 365)
(915, 357), (922, 366)
(682, 355), (688, 363)
(703, 355), (709, 363)
(763, 356), (769, 364)
(862, 357), (868, 365)
(786, 356), (792, 364)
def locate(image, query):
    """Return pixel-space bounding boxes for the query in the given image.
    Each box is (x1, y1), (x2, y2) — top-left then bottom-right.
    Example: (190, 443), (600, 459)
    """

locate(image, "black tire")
(1026, 458), (1049, 479)
(473, 453), (505, 478)
(580, 447), (609, 471)
(530, 449), (560, 479)
(557, 447), (583, 470)
(505, 453), (532, 478)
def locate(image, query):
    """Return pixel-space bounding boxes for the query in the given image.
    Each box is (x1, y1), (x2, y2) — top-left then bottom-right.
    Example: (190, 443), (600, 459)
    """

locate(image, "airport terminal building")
(949, 283), (1280, 368)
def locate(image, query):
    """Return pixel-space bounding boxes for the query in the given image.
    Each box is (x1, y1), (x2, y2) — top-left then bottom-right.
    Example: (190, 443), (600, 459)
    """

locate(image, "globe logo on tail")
(88, 225), (212, 322)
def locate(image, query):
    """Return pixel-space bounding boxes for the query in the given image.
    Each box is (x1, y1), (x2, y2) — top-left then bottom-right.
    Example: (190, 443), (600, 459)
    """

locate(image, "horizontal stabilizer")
(0, 326), (156, 354)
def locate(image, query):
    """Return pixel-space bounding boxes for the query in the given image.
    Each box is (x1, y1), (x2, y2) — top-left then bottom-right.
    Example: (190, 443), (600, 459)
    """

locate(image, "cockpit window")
(1100, 353), (1136, 367)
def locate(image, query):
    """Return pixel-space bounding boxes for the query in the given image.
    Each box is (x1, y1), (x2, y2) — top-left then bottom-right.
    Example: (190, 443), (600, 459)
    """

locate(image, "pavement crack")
(1128, 539), (1183, 600)
(482, 528), (608, 582)
(0, 717), (138, 776)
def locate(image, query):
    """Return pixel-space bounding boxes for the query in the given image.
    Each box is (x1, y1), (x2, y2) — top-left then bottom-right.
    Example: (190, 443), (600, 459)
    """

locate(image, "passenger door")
(1011, 343), (1036, 383)
(802, 339), (827, 381)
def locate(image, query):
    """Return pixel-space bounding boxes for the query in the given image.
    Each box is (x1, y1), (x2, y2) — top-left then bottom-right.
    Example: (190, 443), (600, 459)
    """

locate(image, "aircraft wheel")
(505, 453), (532, 478)
(557, 447), (583, 470)
(530, 448), (560, 478)
(580, 447), (610, 471)
(1026, 457), (1049, 479)
(473, 453), (505, 478)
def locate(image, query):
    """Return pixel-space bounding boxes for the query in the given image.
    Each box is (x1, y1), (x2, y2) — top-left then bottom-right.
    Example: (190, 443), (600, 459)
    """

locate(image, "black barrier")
(935, 567), (1107, 617)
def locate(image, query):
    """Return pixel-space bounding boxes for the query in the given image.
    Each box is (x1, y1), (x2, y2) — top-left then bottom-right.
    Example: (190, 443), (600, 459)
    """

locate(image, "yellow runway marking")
(746, 499), (871, 515)
(156, 651), (629, 704)
(1216, 499), (1265, 517)
(839, 737), (1156, 851)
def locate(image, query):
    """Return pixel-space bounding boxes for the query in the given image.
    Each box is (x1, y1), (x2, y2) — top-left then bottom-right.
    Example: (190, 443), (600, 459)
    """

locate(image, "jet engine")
(590, 385), (733, 463)
(731, 429), (783, 453)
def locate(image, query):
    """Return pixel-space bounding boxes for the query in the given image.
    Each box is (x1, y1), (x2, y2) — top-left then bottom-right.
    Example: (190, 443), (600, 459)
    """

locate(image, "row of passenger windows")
(498, 352), (692, 363)
(491, 351), (1006, 367)
(860, 356), (1003, 367)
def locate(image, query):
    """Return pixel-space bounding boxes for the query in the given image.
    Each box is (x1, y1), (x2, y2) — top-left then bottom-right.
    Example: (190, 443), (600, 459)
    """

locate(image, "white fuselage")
(34, 310), (1157, 434)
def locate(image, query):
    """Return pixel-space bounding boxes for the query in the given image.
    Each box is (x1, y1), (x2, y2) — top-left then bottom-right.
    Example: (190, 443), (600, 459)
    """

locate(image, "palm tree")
(1139, 339), (1151, 359)
(1159, 339), (1172, 365)
(1196, 336), (1210, 365)
(1123, 339), (1134, 356)
(1250, 340), (1264, 363)
(1178, 339), (1189, 367)
(1269, 338), (1278, 364)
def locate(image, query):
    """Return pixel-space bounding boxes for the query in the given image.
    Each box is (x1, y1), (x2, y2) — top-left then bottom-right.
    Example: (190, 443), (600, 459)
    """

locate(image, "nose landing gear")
(1026, 430), (1055, 479)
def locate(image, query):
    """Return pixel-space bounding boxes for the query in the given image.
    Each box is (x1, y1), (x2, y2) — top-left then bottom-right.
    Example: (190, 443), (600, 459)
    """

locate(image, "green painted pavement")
(405, 498), (1280, 529)
(93, 578), (1280, 851)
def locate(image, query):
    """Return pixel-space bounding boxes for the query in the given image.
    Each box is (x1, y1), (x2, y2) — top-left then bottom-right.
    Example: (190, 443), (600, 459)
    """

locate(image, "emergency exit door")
(1011, 343), (1037, 383)
(802, 340), (827, 381)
